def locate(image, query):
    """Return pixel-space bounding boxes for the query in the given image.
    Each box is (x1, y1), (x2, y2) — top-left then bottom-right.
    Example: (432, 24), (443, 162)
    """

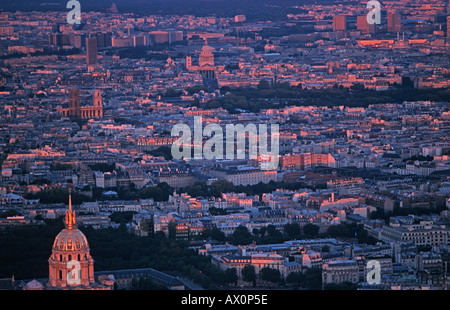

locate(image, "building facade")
(60, 88), (103, 119)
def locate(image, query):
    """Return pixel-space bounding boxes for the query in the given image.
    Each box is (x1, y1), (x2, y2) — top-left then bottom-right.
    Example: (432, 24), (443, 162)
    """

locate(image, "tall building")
(388, 13), (402, 33)
(333, 15), (347, 31)
(86, 37), (98, 65)
(149, 31), (169, 44)
(357, 15), (376, 34)
(447, 16), (450, 38)
(95, 32), (112, 48)
(68, 88), (80, 114)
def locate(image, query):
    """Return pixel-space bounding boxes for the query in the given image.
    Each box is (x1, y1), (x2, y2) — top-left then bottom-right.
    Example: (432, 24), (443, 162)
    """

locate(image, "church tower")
(93, 89), (102, 107)
(48, 195), (95, 288)
(68, 88), (81, 117)
(186, 56), (192, 70)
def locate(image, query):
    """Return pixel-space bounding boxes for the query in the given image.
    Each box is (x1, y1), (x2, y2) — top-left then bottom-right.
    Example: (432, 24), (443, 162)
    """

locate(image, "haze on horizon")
(0, 0), (335, 21)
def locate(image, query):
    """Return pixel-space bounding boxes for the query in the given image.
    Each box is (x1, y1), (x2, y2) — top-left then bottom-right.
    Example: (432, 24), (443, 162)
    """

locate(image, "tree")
(109, 211), (137, 224)
(168, 221), (177, 240)
(265, 225), (283, 242)
(88, 163), (115, 172)
(229, 225), (253, 245)
(326, 223), (350, 238)
(242, 264), (256, 286)
(283, 223), (301, 238)
(210, 180), (235, 197)
(202, 227), (226, 242)
(257, 79), (270, 90)
(145, 146), (173, 160)
(139, 186), (170, 201)
(260, 267), (281, 285)
(180, 181), (209, 198)
(286, 271), (303, 286)
(0, 209), (20, 218)
(259, 226), (267, 237)
(302, 267), (322, 290)
(224, 268), (238, 286)
(164, 87), (182, 97)
(350, 83), (365, 91)
(303, 223), (319, 237)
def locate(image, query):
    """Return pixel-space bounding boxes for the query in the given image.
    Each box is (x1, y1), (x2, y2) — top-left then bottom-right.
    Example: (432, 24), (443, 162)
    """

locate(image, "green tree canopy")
(303, 223), (319, 237)
(229, 225), (253, 245)
(224, 268), (238, 286)
(260, 267), (281, 284)
(242, 264), (256, 285)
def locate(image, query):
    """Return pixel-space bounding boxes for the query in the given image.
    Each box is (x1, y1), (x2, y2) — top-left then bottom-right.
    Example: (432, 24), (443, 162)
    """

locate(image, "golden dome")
(52, 194), (90, 252)
(52, 228), (90, 252)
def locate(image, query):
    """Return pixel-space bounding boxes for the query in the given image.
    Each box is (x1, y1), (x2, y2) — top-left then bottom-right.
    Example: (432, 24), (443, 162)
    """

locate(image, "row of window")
(55, 254), (85, 262)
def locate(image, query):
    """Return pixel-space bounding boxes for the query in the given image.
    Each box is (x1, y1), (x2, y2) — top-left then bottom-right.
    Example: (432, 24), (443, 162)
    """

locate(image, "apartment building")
(322, 259), (359, 287)
(380, 223), (450, 247)
(280, 153), (336, 170)
(211, 167), (277, 186)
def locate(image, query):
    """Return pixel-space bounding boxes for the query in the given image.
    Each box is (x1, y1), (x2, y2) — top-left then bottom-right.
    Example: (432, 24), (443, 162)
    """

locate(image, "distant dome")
(199, 41), (215, 67)
(201, 44), (215, 53)
(26, 279), (44, 290)
(52, 228), (90, 252)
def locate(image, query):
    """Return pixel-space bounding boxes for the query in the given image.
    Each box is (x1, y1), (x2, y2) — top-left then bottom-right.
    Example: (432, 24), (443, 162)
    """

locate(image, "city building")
(59, 88), (103, 119)
(333, 15), (347, 31)
(86, 37), (98, 65)
(211, 166), (277, 186)
(357, 15), (376, 34)
(380, 222), (450, 248)
(322, 259), (359, 287)
(387, 13), (402, 33)
(186, 40), (225, 89)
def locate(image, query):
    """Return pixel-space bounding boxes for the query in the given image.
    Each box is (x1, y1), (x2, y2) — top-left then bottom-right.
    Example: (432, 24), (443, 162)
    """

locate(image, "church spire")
(65, 194), (76, 229)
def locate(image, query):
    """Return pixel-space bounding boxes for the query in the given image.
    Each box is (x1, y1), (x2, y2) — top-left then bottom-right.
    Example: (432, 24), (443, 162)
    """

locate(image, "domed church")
(185, 39), (225, 90)
(23, 195), (114, 290)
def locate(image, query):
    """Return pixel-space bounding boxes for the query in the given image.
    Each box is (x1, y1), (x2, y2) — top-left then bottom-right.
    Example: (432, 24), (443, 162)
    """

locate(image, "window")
(59, 270), (63, 280)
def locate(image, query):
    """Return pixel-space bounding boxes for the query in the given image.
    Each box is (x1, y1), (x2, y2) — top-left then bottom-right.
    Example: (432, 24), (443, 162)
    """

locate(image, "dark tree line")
(179, 180), (310, 199)
(0, 219), (243, 289)
(200, 221), (376, 246)
(204, 84), (450, 113)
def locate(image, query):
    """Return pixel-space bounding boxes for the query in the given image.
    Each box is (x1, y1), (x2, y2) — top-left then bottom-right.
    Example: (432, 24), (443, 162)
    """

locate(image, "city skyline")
(0, 0), (449, 298)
